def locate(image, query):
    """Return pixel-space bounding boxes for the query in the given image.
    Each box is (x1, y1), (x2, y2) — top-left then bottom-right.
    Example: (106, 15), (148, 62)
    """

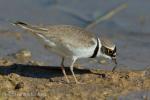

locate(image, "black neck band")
(90, 38), (99, 58)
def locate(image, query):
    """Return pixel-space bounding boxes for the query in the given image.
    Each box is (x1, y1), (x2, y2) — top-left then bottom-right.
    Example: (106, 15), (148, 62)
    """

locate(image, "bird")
(13, 21), (117, 84)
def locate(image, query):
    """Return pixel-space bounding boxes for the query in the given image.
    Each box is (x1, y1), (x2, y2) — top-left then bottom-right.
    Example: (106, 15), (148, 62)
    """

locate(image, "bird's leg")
(61, 57), (70, 83)
(70, 57), (79, 84)
(112, 58), (118, 72)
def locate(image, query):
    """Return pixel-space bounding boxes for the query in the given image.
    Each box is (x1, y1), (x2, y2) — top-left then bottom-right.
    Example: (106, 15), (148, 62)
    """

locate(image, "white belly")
(46, 43), (96, 58)
(68, 45), (96, 58)
(37, 33), (96, 58)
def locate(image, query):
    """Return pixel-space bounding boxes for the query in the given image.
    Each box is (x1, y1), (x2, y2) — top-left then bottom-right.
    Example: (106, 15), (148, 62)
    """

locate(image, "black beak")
(112, 57), (117, 72)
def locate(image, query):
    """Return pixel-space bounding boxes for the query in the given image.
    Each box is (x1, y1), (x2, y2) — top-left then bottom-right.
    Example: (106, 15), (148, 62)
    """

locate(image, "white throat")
(96, 37), (102, 57)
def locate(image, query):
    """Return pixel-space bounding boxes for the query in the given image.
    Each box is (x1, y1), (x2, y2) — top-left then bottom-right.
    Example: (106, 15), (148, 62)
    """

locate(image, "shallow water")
(118, 90), (150, 100)
(0, 0), (150, 70)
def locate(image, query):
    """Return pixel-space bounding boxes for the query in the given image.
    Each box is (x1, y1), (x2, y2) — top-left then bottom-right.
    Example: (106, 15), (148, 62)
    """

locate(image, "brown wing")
(44, 25), (97, 48)
(14, 21), (96, 48)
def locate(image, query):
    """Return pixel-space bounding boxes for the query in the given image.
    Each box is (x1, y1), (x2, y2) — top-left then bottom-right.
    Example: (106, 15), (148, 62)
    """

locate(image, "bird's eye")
(110, 50), (113, 54)
(108, 49), (113, 54)
(101, 46), (115, 56)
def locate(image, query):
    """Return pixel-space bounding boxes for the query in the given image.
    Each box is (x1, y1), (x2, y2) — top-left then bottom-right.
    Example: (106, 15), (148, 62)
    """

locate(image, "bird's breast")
(66, 43), (97, 58)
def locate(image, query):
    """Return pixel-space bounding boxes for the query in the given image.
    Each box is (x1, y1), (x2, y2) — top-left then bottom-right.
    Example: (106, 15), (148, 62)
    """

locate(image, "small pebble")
(15, 49), (31, 58)
(99, 59), (107, 64)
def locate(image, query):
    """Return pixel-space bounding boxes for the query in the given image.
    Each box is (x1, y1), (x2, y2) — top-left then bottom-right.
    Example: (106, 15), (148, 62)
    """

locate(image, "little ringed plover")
(13, 21), (117, 83)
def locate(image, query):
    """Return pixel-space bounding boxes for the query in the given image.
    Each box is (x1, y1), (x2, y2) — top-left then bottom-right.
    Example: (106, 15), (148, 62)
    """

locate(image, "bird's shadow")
(0, 64), (92, 79)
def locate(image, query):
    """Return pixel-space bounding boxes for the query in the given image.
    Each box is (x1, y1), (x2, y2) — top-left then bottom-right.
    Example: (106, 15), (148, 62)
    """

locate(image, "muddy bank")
(0, 55), (150, 100)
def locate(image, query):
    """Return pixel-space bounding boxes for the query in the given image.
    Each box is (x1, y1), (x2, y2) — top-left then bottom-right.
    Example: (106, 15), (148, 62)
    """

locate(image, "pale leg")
(61, 57), (70, 83)
(70, 57), (79, 83)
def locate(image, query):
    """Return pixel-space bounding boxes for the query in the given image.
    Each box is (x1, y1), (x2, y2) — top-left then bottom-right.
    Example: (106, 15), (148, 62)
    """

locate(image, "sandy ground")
(0, 51), (149, 100)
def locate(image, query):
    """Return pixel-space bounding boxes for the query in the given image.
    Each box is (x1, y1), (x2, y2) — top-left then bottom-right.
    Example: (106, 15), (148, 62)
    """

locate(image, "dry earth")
(0, 51), (149, 100)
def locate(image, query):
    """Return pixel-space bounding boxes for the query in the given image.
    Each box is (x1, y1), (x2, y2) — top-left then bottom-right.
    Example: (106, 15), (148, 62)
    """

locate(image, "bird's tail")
(13, 21), (48, 33)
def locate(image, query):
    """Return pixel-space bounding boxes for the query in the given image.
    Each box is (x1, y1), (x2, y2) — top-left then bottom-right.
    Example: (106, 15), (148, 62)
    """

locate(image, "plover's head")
(100, 37), (117, 64)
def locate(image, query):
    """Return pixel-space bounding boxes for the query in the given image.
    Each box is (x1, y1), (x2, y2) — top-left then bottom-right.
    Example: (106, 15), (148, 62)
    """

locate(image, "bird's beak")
(112, 57), (117, 72)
